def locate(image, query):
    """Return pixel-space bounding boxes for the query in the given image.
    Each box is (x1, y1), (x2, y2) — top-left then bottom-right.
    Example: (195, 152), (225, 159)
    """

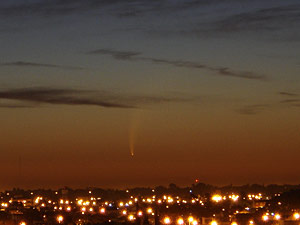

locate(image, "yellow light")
(128, 215), (135, 221)
(100, 208), (105, 214)
(274, 214), (281, 220)
(119, 202), (124, 207)
(122, 210), (127, 215)
(212, 195), (222, 202)
(231, 222), (238, 225)
(57, 215), (63, 223)
(211, 221), (218, 225)
(89, 207), (93, 212)
(188, 216), (194, 223)
(262, 215), (268, 221)
(66, 206), (71, 211)
(20, 222), (26, 225)
(163, 217), (171, 224)
(147, 208), (153, 214)
(249, 220), (254, 224)
(177, 218), (184, 225)
(192, 221), (198, 225)
(137, 210), (143, 216)
(294, 213), (300, 220)
(81, 207), (86, 212)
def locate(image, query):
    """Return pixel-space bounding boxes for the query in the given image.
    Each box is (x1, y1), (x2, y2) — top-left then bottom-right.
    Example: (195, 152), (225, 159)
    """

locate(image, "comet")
(129, 110), (143, 157)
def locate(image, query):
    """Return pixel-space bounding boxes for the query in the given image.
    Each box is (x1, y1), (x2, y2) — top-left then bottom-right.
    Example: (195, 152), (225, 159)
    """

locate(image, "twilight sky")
(0, 0), (300, 189)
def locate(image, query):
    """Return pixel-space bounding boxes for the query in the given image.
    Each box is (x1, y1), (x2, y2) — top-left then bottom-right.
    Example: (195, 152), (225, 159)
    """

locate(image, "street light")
(57, 215), (63, 224)
(177, 218), (184, 225)
(163, 216), (171, 224)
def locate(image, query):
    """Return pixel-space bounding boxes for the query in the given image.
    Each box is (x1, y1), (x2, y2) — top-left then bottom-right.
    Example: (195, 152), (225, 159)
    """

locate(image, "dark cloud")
(279, 92), (298, 96)
(0, 87), (192, 109)
(88, 48), (265, 80)
(237, 104), (268, 115)
(278, 92), (300, 105)
(0, 61), (85, 70)
(87, 49), (141, 60)
(0, 103), (35, 108)
(0, 0), (223, 17)
(280, 99), (300, 104)
(1, 0), (299, 43)
(0, 88), (134, 109)
(211, 4), (300, 33)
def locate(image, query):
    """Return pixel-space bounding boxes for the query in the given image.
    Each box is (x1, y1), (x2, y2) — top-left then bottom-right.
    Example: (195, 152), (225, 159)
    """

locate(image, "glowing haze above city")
(0, 0), (299, 189)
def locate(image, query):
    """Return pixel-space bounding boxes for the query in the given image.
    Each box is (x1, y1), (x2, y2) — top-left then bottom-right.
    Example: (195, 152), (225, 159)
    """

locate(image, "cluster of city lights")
(211, 194), (239, 202)
(162, 216), (199, 225)
(1, 189), (300, 225)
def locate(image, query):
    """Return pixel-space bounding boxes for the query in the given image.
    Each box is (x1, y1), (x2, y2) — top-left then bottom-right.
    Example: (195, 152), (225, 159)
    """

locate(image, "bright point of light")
(57, 215), (63, 223)
(137, 210), (143, 216)
(249, 220), (254, 224)
(262, 215), (269, 221)
(128, 215), (135, 221)
(188, 216), (194, 222)
(163, 217), (171, 224)
(231, 222), (238, 225)
(192, 221), (198, 225)
(294, 213), (300, 220)
(211, 220), (218, 225)
(274, 214), (281, 220)
(100, 208), (106, 214)
(147, 208), (153, 214)
(122, 210), (127, 215)
(212, 195), (222, 202)
(177, 218), (184, 225)
(20, 222), (26, 225)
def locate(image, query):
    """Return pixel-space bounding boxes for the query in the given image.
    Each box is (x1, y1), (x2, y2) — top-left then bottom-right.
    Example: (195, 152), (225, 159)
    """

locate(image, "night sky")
(0, 0), (300, 189)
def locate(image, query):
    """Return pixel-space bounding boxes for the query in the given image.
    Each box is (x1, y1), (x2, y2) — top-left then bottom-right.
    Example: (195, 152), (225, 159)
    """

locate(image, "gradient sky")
(0, 0), (300, 189)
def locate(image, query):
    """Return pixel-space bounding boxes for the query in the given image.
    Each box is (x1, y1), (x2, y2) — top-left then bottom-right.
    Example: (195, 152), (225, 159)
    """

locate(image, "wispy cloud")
(1, 0), (299, 43)
(0, 0), (222, 17)
(279, 92), (298, 97)
(0, 87), (192, 109)
(210, 4), (300, 33)
(236, 104), (269, 115)
(0, 61), (85, 70)
(0, 103), (35, 108)
(87, 48), (265, 80)
(280, 99), (300, 104)
(278, 91), (300, 105)
(88, 49), (141, 60)
(0, 88), (133, 109)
